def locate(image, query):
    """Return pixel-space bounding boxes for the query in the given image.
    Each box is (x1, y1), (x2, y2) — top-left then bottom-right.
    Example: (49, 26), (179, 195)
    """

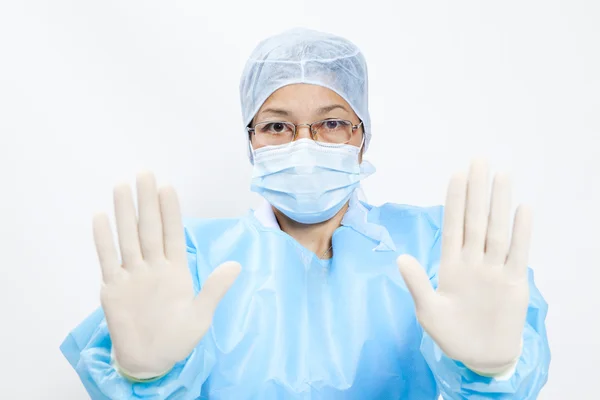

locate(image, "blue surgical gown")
(61, 195), (551, 399)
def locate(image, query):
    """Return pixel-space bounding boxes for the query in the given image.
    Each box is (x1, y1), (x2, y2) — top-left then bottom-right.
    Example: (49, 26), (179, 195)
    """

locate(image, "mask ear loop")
(247, 125), (258, 164)
(357, 134), (366, 162)
(248, 138), (256, 164)
(355, 133), (369, 202)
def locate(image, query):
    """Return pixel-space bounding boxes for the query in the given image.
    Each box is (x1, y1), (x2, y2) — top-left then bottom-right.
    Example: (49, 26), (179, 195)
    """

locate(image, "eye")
(270, 123), (286, 133)
(259, 122), (290, 134)
(323, 119), (350, 130)
(326, 120), (339, 129)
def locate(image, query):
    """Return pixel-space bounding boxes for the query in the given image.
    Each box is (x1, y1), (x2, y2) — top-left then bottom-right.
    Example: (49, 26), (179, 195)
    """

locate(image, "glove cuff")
(111, 347), (173, 382)
(463, 338), (523, 379)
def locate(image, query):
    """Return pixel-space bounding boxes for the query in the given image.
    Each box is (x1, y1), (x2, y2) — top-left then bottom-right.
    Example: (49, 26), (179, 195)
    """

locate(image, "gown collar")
(253, 191), (396, 252)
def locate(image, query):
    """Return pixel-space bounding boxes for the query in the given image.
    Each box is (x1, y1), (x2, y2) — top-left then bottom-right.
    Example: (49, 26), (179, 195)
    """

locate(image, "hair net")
(239, 28), (371, 160)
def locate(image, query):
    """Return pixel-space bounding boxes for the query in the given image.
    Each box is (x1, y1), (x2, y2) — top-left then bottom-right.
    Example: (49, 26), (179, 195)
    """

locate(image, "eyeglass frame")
(246, 119), (364, 145)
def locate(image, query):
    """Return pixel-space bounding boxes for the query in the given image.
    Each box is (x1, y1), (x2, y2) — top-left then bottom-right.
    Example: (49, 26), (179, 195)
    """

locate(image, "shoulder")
(183, 216), (250, 253)
(366, 203), (444, 275)
(367, 202), (444, 234)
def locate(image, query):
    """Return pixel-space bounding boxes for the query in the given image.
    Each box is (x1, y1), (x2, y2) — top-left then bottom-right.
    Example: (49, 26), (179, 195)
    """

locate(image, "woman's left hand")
(397, 159), (531, 376)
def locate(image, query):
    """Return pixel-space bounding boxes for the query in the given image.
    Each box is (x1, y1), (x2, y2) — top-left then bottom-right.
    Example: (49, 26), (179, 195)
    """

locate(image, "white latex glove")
(93, 171), (241, 379)
(397, 160), (531, 376)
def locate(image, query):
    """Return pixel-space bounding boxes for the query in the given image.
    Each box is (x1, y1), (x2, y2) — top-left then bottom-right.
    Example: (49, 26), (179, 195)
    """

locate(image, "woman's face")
(250, 84), (364, 154)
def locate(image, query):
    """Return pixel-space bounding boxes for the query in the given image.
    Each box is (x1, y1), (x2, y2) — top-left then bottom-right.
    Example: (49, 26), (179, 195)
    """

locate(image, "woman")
(61, 28), (550, 399)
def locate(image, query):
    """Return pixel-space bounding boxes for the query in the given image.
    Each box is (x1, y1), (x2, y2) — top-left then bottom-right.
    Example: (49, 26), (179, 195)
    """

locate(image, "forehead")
(258, 84), (352, 113)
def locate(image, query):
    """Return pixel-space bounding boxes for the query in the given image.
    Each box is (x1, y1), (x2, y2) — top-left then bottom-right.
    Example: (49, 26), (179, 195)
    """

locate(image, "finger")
(92, 213), (121, 283)
(114, 183), (143, 267)
(159, 185), (186, 266)
(441, 172), (468, 260)
(485, 173), (512, 264)
(193, 261), (242, 318)
(463, 159), (490, 257)
(137, 171), (164, 261)
(505, 205), (533, 278)
(397, 255), (436, 314)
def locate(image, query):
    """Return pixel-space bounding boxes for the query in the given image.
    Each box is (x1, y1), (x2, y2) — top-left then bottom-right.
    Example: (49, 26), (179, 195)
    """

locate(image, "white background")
(0, 0), (598, 399)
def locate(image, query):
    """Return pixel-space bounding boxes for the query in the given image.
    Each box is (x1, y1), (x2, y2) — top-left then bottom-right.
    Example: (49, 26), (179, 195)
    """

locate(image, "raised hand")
(93, 171), (241, 379)
(397, 160), (531, 375)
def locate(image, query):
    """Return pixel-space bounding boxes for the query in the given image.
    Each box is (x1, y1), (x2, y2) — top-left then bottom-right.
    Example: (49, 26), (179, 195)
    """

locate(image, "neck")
(273, 203), (349, 259)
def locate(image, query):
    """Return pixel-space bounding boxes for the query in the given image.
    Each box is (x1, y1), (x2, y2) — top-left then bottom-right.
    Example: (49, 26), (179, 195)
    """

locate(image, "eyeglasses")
(247, 119), (363, 146)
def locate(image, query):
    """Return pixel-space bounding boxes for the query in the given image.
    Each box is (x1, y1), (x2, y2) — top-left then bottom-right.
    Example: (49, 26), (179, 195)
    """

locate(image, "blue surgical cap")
(239, 28), (371, 158)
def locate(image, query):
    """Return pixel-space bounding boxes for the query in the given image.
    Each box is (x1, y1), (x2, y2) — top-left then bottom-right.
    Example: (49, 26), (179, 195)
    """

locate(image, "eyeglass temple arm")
(352, 121), (364, 131)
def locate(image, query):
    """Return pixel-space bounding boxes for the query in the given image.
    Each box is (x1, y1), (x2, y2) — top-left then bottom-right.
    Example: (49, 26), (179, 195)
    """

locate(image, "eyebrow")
(258, 104), (350, 118)
(316, 104), (349, 115)
(258, 108), (290, 117)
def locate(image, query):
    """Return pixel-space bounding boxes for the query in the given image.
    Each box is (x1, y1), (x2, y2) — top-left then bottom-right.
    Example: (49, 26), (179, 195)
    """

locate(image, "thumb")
(194, 261), (242, 316)
(396, 254), (436, 312)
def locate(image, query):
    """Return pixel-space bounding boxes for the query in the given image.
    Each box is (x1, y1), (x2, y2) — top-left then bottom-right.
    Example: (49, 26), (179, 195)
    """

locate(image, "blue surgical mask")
(251, 138), (375, 224)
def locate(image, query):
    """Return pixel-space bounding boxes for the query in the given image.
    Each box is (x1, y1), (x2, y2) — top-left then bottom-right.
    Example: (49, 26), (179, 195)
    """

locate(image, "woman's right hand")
(93, 171), (241, 379)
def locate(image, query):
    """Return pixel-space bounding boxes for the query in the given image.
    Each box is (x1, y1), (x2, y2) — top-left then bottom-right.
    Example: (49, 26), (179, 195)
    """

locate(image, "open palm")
(93, 172), (240, 379)
(398, 160), (531, 374)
